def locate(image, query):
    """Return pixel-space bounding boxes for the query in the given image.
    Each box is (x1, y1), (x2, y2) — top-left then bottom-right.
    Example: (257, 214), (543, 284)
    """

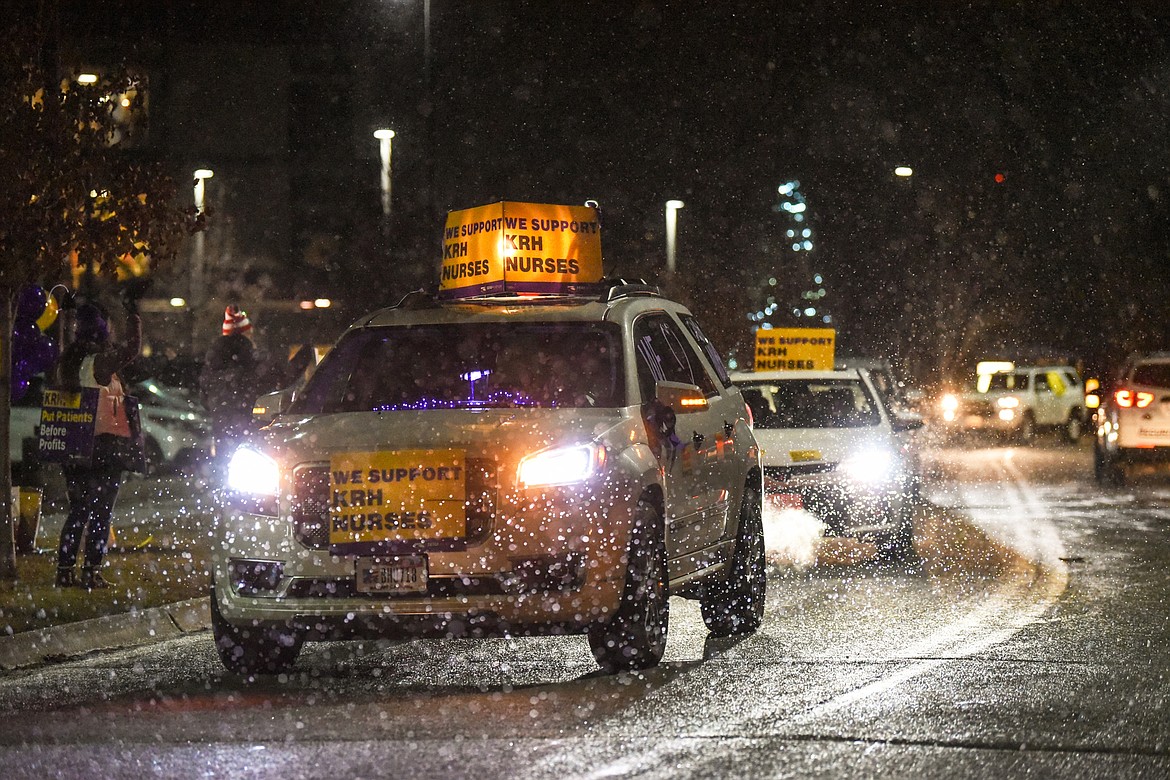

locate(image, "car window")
(734, 378), (881, 429)
(292, 322), (625, 412)
(984, 372), (1029, 392)
(1132, 362), (1170, 389)
(678, 313), (731, 387)
(1035, 373), (1050, 392)
(633, 313), (718, 402)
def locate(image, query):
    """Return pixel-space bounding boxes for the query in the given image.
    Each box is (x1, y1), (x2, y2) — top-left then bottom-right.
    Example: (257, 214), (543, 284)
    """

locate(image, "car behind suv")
(1095, 353), (1170, 485)
(213, 283), (764, 675)
(732, 368), (921, 556)
(937, 365), (1085, 443)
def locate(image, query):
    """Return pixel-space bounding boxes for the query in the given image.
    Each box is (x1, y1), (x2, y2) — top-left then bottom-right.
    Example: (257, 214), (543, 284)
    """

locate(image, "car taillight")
(1116, 389), (1155, 408)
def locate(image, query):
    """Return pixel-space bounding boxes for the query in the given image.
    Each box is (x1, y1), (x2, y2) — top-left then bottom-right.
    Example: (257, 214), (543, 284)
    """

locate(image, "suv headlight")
(839, 447), (899, 485)
(997, 396), (1020, 409)
(227, 446), (280, 496)
(518, 443), (606, 488)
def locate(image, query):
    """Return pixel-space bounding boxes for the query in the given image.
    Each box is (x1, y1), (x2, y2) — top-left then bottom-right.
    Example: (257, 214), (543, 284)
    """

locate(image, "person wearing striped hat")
(221, 304), (252, 337)
(199, 305), (263, 481)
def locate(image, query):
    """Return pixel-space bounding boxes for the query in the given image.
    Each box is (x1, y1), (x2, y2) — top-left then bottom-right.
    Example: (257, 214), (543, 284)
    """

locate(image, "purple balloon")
(10, 320), (58, 402)
(15, 285), (47, 325)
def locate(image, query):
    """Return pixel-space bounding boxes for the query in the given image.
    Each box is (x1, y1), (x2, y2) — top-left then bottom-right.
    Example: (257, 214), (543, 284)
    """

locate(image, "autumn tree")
(0, 23), (194, 581)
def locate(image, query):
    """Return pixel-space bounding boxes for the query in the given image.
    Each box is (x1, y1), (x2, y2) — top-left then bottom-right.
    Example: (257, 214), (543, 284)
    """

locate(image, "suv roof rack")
(602, 278), (662, 302)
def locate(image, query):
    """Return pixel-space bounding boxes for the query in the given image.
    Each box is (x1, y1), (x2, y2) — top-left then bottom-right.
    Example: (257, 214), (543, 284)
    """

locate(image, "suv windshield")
(738, 378), (881, 429)
(1132, 362), (1170, 389)
(292, 322), (624, 412)
(981, 371), (1029, 392)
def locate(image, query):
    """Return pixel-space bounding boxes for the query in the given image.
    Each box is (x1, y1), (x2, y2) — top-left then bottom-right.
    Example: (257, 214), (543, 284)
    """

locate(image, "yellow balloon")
(36, 292), (59, 331)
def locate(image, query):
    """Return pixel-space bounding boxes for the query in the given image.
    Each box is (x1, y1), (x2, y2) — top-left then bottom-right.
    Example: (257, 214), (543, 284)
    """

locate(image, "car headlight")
(227, 446), (280, 496)
(940, 393), (959, 413)
(518, 443), (606, 488)
(839, 447), (899, 484)
(997, 396), (1020, 409)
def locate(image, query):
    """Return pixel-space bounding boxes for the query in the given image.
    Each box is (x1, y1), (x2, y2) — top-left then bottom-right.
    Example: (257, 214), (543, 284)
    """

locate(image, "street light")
(374, 129), (395, 219)
(193, 168), (214, 213)
(192, 168), (214, 351)
(665, 199), (685, 274)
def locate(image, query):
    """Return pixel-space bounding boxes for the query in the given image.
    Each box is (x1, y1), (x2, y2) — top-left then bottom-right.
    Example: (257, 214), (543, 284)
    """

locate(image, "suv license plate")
(356, 556), (428, 595)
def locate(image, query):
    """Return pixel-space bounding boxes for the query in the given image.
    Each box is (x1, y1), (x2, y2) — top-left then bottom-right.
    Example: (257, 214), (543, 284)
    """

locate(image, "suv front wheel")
(1065, 410), (1084, 443)
(588, 496), (669, 671)
(1015, 412), (1036, 445)
(211, 589), (304, 676)
(700, 483), (766, 636)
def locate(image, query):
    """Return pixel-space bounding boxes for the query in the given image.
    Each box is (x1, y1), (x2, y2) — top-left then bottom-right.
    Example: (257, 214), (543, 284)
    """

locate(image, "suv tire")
(883, 502), (916, 561)
(700, 484), (766, 636)
(588, 497), (668, 671)
(211, 589), (303, 676)
(1094, 444), (1126, 487)
(1065, 411), (1083, 443)
(1015, 412), (1036, 445)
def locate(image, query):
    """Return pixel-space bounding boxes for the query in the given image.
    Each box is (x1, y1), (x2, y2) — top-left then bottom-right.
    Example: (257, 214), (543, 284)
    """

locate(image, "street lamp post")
(191, 168), (213, 351)
(665, 199), (685, 274)
(374, 129), (395, 227)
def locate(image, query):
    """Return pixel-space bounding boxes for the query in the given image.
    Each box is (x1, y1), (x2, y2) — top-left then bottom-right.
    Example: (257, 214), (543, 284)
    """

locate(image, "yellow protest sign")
(439, 201), (603, 298)
(754, 327), (836, 371)
(328, 449), (467, 546)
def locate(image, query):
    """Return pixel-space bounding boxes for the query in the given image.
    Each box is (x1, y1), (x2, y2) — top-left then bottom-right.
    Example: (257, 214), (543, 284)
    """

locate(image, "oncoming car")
(731, 369), (921, 555)
(213, 282), (764, 675)
(1095, 353), (1170, 485)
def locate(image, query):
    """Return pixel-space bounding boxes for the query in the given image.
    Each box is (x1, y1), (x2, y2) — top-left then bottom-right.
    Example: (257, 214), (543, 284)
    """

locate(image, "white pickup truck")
(937, 365), (1086, 443)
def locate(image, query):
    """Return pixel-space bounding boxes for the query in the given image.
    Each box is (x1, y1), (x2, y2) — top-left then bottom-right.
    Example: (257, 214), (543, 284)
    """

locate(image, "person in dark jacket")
(199, 305), (265, 479)
(56, 302), (141, 589)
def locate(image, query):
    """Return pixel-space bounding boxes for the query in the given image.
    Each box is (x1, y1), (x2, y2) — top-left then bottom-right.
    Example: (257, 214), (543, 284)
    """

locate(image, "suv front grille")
(288, 575), (505, 599)
(292, 458), (498, 551)
(960, 399), (995, 417)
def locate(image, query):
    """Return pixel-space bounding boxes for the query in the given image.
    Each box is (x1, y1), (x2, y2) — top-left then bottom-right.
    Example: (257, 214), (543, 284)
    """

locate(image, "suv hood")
(253, 407), (635, 468)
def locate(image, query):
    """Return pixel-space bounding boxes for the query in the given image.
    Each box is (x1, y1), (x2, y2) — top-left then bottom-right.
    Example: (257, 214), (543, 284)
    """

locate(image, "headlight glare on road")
(518, 443), (605, 488)
(839, 447), (898, 484)
(227, 446), (280, 496)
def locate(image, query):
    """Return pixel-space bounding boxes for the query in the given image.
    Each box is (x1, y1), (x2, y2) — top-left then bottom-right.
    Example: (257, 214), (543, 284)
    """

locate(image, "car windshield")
(291, 322), (624, 412)
(981, 372), (1029, 392)
(1132, 363), (1170, 389)
(737, 378), (882, 429)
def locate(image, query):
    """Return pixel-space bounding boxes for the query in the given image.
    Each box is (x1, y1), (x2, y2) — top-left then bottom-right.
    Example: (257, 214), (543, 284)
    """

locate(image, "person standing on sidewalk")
(55, 302), (142, 590)
(199, 305), (265, 482)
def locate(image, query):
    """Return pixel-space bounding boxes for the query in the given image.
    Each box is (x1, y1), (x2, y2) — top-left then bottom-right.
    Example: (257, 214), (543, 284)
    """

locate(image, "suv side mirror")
(253, 388), (294, 424)
(655, 381), (709, 413)
(891, 411), (925, 433)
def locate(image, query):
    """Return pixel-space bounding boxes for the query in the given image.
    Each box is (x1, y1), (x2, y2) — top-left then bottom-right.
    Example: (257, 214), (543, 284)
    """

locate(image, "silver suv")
(212, 283), (764, 675)
(938, 365), (1085, 443)
(1095, 353), (1170, 485)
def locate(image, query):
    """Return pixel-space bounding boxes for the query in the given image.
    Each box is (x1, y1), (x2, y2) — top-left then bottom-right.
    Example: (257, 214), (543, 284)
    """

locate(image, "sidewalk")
(0, 471), (215, 670)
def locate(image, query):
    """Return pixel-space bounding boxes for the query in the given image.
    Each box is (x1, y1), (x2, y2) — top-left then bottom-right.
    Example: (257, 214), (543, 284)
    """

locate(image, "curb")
(0, 597), (211, 671)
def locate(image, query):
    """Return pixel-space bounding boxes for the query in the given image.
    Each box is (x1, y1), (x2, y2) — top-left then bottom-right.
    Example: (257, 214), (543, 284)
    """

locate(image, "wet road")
(1, 440), (1168, 778)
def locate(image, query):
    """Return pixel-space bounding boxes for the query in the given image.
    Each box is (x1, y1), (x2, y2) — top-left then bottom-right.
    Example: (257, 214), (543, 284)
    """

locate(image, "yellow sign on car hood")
(439, 201), (603, 298)
(328, 449), (467, 545)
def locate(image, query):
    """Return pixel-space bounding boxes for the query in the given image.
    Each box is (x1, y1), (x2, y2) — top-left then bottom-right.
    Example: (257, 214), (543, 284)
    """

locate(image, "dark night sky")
(47, 1), (1170, 378)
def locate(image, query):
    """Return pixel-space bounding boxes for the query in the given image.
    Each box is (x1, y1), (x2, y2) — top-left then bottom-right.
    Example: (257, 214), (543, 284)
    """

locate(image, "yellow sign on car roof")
(439, 201), (603, 299)
(754, 327), (836, 371)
